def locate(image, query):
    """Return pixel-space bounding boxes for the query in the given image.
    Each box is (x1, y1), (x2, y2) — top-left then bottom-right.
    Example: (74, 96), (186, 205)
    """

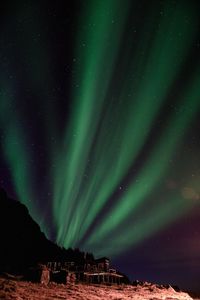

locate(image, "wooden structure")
(84, 272), (123, 284)
(46, 257), (124, 285)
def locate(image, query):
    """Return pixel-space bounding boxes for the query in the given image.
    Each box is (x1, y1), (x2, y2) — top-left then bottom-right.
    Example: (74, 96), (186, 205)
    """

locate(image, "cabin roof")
(95, 257), (110, 263)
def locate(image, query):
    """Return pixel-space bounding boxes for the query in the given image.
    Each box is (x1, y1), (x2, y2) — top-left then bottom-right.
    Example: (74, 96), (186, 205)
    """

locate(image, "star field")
(0, 0), (200, 292)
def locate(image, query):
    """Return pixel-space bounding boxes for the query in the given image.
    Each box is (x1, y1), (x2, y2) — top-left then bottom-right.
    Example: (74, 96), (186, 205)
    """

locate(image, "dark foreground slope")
(0, 188), (91, 273)
(0, 276), (194, 300)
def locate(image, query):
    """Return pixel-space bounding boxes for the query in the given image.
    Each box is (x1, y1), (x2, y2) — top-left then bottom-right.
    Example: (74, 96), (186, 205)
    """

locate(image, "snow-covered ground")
(0, 276), (194, 300)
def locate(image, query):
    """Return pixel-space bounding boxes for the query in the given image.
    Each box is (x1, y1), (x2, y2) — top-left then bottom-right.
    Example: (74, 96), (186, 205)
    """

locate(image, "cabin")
(45, 257), (124, 285)
(95, 257), (110, 272)
(82, 257), (123, 284)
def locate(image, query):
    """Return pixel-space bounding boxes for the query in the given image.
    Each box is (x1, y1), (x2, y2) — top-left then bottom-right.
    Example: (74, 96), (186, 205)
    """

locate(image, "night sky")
(0, 0), (200, 293)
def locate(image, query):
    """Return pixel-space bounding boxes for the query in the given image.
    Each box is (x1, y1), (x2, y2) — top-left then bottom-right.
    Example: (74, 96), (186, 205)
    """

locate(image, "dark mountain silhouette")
(0, 188), (93, 273)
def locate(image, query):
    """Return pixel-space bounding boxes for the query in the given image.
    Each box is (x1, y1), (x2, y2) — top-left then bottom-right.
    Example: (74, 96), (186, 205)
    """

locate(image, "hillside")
(0, 188), (195, 299)
(0, 188), (91, 273)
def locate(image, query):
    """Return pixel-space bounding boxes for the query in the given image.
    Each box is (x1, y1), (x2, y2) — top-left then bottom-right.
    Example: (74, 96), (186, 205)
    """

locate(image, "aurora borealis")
(0, 0), (200, 292)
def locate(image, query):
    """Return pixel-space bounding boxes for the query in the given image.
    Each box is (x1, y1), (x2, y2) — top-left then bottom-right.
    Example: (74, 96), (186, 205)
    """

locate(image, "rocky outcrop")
(133, 280), (179, 292)
(40, 268), (50, 285)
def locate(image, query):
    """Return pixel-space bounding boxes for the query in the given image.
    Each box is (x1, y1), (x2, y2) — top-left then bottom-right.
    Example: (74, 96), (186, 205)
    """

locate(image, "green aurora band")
(53, 0), (200, 255)
(0, 81), (37, 219)
(0, 0), (200, 257)
(0, 2), (56, 234)
(53, 0), (130, 244)
(85, 70), (200, 255)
